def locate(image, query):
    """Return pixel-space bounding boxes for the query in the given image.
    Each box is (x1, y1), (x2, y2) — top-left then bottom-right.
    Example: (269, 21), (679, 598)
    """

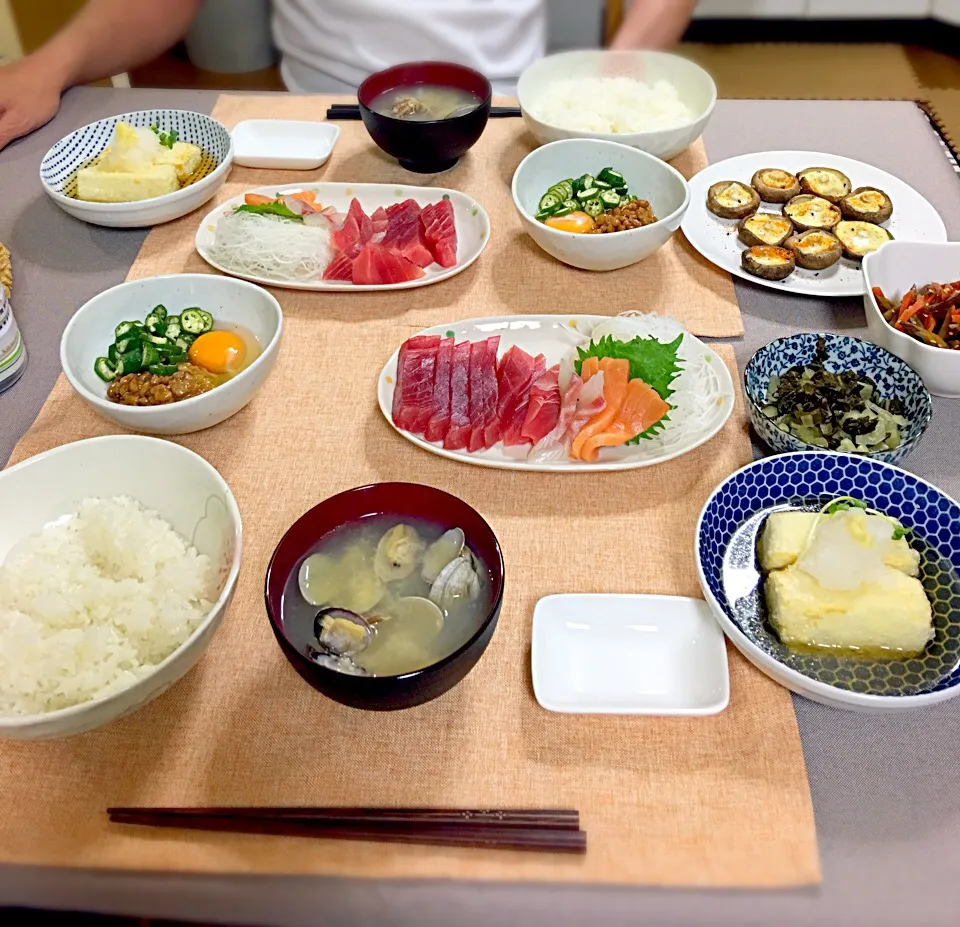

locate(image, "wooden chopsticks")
(325, 104), (522, 120)
(107, 807), (586, 854)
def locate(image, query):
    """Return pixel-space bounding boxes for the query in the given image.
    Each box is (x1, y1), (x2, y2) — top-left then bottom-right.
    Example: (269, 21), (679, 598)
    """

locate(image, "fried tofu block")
(76, 165), (179, 203)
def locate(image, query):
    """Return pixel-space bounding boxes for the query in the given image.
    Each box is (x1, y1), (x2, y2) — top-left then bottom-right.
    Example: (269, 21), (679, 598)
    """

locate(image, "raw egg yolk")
(188, 331), (246, 374)
(545, 211), (595, 234)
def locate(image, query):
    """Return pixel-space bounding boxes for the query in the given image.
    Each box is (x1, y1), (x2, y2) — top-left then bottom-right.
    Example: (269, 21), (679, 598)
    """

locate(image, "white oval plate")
(377, 314), (735, 473)
(195, 182), (490, 291)
(681, 150), (947, 298)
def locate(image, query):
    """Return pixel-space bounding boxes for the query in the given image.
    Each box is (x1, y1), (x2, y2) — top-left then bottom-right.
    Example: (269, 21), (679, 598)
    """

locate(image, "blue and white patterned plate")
(744, 332), (932, 466)
(39, 109), (233, 228)
(696, 452), (960, 712)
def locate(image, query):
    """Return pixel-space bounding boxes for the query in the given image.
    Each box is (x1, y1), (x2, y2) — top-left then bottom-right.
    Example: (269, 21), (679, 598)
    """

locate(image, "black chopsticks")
(107, 806), (586, 854)
(325, 104), (522, 121)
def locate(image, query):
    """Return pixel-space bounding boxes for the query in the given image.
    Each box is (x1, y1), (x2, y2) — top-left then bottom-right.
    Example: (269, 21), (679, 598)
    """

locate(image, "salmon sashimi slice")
(291, 190), (317, 205)
(570, 358), (630, 460)
(580, 356), (600, 382)
(577, 379), (671, 463)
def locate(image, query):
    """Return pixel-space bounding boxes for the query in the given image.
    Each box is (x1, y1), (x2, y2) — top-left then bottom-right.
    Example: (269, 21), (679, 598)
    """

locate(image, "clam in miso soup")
(371, 84), (484, 122)
(285, 517), (491, 677)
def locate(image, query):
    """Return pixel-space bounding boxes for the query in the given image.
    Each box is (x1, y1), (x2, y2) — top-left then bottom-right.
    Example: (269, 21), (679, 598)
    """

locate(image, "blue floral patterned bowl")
(40, 109), (233, 228)
(696, 451), (960, 713)
(744, 333), (932, 466)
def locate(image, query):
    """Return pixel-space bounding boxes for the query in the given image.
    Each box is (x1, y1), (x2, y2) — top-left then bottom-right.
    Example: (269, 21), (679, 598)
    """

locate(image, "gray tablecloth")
(0, 91), (958, 927)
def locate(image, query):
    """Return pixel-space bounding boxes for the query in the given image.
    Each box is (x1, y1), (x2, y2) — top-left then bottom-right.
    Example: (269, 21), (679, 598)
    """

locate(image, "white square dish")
(531, 594), (729, 715)
(231, 119), (339, 170)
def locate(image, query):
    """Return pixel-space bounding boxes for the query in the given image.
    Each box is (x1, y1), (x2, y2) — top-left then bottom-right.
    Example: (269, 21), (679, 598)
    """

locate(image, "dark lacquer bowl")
(357, 61), (492, 173)
(265, 482), (505, 711)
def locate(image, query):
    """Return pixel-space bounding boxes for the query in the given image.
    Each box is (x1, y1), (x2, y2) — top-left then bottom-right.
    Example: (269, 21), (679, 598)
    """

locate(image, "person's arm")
(609, 0), (698, 50)
(0, 0), (202, 150)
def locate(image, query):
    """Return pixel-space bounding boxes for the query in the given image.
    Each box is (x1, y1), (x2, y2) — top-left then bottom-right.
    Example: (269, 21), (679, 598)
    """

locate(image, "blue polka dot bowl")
(39, 109), (233, 228)
(696, 452), (960, 713)
(744, 333), (932, 466)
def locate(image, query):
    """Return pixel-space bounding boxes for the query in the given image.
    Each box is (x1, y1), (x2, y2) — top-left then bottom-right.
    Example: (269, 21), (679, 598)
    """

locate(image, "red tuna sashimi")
(352, 243), (425, 285)
(322, 253), (353, 282)
(466, 336), (501, 451)
(443, 341), (472, 450)
(392, 335), (441, 434)
(383, 199), (434, 268)
(500, 352), (548, 446)
(520, 365), (562, 444)
(424, 337), (454, 444)
(347, 198), (374, 245)
(421, 199), (458, 268)
(371, 206), (389, 234)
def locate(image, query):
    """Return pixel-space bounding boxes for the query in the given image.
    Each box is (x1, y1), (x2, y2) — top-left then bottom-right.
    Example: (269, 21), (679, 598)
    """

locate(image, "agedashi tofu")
(76, 164), (180, 203)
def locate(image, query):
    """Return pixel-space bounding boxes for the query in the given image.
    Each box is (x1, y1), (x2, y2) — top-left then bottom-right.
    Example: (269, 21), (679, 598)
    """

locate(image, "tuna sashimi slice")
(424, 337), (455, 444)
(383, 199), (434, 268)
(346, 198), (374, 245)
(443, 341), (472, 450)
(528, 371), (606, 464)
(520, 365), (562, 445)
(352, 243), (425, 285)
(322, 253), (353, 282)
(500, 352), (547, 446)
(421, 199), (458, 268)
(371, 206), (389, 234)
(331, 215), (360, 255)
(467, 337), (500, 452)
(392, 335), (441, 435)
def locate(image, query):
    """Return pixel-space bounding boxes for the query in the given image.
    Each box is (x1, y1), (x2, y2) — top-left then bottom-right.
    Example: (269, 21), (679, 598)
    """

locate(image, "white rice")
(0, 497), (216, 717)
(529, 77), (695, 135)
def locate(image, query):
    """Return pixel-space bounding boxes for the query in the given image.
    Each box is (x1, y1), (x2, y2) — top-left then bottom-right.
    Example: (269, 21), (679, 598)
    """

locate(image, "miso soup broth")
(284, 516), (492, 677)
(370, 85), (483, 122)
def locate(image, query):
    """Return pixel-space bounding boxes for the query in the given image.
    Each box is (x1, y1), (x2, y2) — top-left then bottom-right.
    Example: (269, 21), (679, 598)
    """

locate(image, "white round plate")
(681, 150), (947, 298)
(378, 314), (735, 473)
(195, 182), (490, 291)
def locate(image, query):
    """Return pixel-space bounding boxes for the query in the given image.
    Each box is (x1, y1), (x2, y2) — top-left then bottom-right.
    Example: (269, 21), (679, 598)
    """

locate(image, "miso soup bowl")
(265, 483), (505, 711)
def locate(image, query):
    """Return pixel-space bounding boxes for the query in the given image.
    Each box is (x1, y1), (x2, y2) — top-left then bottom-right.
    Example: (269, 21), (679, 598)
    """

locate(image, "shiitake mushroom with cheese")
(751, 168), (801, 204)
(707, 181), (761, 219)
(834, 221), (893, 260)
(784, 229), (843, 271)
(738, 212), (794, 248)
(741, 245), (796, 281)
(783, 194), (842, 232)
(797, 167), (852, 203)
(840, 186), (894, 224)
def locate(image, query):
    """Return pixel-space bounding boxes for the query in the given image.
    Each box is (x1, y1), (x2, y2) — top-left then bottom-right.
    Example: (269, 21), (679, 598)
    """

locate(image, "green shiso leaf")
(573, 333), (683, 443)
(234, 202), (304, 221)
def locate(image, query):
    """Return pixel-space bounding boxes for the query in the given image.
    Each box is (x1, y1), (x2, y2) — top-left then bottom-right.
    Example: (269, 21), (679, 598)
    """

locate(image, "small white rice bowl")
(0, 497), (214, 717)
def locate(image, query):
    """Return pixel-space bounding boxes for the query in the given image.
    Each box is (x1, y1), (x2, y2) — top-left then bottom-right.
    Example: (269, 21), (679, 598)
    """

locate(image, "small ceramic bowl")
(512, 138), (690, 272)
(231, 119), (340, 170)
(40, 109), (233, 228)
(518, 50), (717, 161)
(744, 333), (932, 466)
(862, 241), (960, 398)
(61, 274), (283, 436)
(696, 451), (960, 713)
(265, 483), (505, 711)
(357, 61), (492, 173)
(0, 435), (242, 739)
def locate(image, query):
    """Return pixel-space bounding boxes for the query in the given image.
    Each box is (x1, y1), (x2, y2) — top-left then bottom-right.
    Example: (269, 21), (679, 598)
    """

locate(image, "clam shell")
(374, 524), (425, 582)
(314, 607), (373, 657)
(421, 528), (466, 584)
(429, 555), (481, 611)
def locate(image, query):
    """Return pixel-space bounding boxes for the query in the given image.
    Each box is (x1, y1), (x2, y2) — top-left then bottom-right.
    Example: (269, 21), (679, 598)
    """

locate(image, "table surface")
(1, 90), (959, 927)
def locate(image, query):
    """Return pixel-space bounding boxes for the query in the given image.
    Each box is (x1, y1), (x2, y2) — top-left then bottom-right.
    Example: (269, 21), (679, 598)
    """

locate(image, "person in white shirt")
(0, 0), (697, 151)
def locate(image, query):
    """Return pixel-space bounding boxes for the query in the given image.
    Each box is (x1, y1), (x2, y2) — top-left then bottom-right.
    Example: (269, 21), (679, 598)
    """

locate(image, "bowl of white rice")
(0, 435), (242, 739)
(518, 50), (717, 161)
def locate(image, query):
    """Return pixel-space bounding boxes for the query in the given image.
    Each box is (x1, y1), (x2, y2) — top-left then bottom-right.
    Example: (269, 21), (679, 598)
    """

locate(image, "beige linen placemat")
(0, 332), (818, 886)
(128, 93), (742, 339)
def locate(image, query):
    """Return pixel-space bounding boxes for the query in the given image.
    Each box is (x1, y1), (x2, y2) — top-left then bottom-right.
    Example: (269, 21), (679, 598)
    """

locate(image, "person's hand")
(0, 59), (64, 152)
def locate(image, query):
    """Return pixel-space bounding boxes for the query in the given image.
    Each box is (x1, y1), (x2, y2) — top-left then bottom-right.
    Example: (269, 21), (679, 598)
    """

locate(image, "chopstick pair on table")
(326, 104), (522, 121)
(107, 806), (587, 854)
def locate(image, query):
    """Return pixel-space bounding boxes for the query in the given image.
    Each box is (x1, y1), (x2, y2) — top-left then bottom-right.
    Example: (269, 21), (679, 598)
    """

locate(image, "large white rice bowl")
(0, 436), (242, 739)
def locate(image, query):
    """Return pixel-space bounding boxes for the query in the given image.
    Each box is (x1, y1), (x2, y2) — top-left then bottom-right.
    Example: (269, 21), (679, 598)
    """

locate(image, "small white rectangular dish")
(531, 594), (729, 715)
(231, 119), (339, 170)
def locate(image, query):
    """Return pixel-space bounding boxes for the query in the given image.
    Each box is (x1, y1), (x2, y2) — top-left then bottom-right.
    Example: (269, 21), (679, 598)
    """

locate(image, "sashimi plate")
(682, 151), (947, 298)
(195, 182), (490, 291)
(378, 314), (736, 473)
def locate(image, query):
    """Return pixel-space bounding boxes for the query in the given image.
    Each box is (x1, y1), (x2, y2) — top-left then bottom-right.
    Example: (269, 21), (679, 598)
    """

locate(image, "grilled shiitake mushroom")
(707, 181), (761, 219)
(751, 168), (801, 204)
(783, 194), (842, 232)
(784, 229), (843, 271)
(742, 245), (796, 281)
(834, 221), (893, 260)
(797, 167), (852, 204)
(840, 186), (894, 224)
(738, 213), (794, 248)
